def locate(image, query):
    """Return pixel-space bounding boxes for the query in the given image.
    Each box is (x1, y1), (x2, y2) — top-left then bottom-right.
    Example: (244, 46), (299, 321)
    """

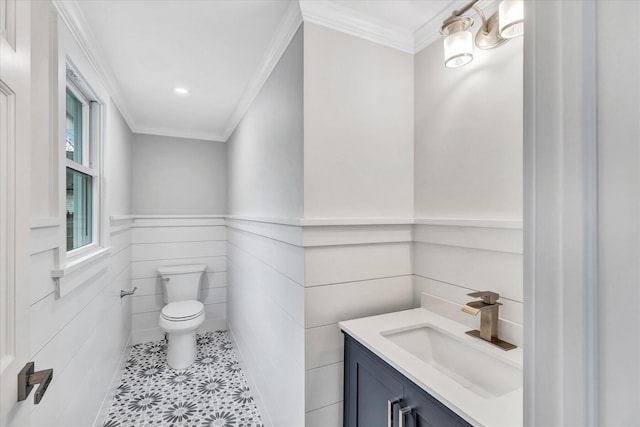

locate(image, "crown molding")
(52, 0), (138, 133)
(414, 0), (467, 53)
(53, 0), (500, 144)
(414, 0), (498, 54)
(222, 0), (302, 141)
(134, 126), (226, 143)
(299, 0), (414, 54)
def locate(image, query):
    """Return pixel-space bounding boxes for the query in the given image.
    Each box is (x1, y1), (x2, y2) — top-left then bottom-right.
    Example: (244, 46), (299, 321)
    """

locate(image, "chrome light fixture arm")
(440, 0), (524, 68)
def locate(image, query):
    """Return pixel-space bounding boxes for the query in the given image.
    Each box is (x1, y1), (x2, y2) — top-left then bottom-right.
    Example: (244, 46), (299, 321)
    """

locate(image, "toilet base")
(166, 331), (197, 369)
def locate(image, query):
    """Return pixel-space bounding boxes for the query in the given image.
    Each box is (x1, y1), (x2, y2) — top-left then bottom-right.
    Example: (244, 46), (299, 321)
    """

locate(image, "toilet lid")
(161, 301), (204, 321)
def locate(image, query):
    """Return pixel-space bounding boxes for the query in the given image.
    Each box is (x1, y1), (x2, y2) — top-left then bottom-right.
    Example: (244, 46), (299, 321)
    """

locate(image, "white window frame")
(52, 46), (110, 297)
(65, 79), (99, 257)
(59, 60), (106, 267)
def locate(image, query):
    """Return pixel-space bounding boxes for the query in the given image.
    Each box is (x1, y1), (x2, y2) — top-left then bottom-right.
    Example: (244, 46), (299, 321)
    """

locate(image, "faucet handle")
(467, 291), (500, 305)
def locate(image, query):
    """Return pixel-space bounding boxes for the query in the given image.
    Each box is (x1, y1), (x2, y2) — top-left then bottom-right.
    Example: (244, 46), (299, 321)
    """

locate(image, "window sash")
(66, 167), (93, 251)
(65, 158), (97, 177)
(65, 78), (100, 255)
(65, 82), (90, 168)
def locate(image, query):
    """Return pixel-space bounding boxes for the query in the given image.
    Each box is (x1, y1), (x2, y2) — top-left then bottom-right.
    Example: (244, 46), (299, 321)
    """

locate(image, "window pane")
(66, 168), (92, 250)
(66, 88), (83, 163)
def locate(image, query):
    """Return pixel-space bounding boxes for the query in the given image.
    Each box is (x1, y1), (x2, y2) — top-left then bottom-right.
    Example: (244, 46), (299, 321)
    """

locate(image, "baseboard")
(92, 333), (132, 427)
(227, 323), (274, 427)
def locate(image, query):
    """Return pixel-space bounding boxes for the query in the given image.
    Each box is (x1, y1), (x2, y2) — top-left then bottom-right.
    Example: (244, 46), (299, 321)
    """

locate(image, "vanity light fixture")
(440, 0), (524, 68)
(173, 87), (189, 95)
(498, 0), (524, 39)
(441, 15), (474, 68)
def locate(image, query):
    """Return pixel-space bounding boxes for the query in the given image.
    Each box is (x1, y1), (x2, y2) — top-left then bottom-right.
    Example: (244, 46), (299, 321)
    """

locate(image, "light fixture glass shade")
(499, 0), (524, 39)
(444, 30), (473, 68)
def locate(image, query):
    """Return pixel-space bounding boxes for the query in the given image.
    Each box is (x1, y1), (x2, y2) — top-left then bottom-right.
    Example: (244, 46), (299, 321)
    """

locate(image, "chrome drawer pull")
(387, 398), (400, 427)
(398, 406), (412, 427)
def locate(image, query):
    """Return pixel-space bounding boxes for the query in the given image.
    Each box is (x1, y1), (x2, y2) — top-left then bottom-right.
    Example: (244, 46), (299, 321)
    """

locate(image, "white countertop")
(339, 308), (523, 427)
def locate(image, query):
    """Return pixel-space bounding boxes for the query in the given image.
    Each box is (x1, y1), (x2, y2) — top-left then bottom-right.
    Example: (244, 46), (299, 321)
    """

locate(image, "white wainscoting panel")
(227, 218), (305, 427)
(305, 275), (413, 328)
(306, 402), (343, 427)
(132, 240), (226, 262)
(29, 248), (57, 304)
(413, 222), (523, 347)
(28, 219), (132, 426)
(227, 227), (305, 285)
(305, 323), (344, 369)
(414, 242), (523, 302)
(302, 224), (412, 247)
(132, 256), (226, 280)
(305, 362), (344, 411)
(132, 225), (226, 243)
(302, 223), (415, 420)
(130, 216), (227, 344)
(304, 242), (411, 286)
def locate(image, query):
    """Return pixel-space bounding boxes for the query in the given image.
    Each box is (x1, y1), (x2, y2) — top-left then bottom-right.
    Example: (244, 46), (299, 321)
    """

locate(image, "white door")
(0, 0), (31, 425)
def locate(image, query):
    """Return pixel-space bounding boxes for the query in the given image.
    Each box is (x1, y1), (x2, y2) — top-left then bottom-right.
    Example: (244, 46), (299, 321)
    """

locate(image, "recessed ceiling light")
(174, 87), (189, 95)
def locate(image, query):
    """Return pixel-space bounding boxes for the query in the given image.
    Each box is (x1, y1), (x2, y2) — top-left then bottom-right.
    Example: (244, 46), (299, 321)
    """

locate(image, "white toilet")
(157, 264), (207, 369)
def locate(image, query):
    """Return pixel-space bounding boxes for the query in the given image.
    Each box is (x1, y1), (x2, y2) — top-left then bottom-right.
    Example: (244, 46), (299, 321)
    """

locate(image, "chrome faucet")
(461, 291), (516, 351)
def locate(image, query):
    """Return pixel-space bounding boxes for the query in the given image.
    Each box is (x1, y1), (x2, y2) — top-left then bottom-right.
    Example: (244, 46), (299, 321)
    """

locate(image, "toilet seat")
(161, 300), (204, 322)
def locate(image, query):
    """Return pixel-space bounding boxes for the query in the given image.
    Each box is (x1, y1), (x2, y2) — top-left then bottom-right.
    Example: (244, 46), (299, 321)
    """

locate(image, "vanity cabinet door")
(344, 335), (404, 427)
(402, 379), (471, 427)
(343, 333), (472, 427)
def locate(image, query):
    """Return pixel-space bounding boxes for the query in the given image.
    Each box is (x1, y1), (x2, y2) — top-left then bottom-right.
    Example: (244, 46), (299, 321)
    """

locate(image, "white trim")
(300, 217), (414, 226)
(109, 215), (134, 222)
(225, 215), (417, 227)
(52, 0), (136, 134)
(0, 77), (16, 378)
(133, 214), (226, 220)
(225, 215), (523, 229)
(299, 0), (414, 54)
(224, 215), (302, 226)
(52, 0), (302, 143)
(414, 218), (523, 229)
(227, 217), (413, 248)
(133, 125), (225, 144)
(92, 334), (132, 427)
(52, 246), (110, 278)
(413, 0), (498, 54)
(523, 1), (599, 425)
(52, 247), (110, 297)
(52, 0), (510, 145)
(65, 158), (96, 176)
(222, 0), (302, 141)
(413, 0), (467, 54)
(414, 223), (522, 254)
(30, 217), (60, 229)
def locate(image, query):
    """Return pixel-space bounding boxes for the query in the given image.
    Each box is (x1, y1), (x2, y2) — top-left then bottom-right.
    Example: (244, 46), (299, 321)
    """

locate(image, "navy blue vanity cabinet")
(343, 333), (472, 427)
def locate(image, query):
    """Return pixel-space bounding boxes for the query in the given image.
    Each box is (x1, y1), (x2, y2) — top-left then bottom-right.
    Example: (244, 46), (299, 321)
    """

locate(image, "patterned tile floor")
(104, 331), (263, 427)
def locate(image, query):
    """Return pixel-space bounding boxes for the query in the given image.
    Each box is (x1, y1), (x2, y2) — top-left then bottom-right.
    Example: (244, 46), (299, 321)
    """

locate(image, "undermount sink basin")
(382, 325), (522, 399)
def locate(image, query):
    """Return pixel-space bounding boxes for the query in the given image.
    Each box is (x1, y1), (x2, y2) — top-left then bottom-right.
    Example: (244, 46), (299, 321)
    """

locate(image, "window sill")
(52, 247), (111, 297)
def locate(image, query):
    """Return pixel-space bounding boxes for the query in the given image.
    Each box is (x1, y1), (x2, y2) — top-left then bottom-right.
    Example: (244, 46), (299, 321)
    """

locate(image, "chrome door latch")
(18, 362), (53, 404)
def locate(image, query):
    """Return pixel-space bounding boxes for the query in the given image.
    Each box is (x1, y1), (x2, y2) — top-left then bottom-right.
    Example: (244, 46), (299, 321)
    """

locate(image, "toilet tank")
(157, 264), (207, 304)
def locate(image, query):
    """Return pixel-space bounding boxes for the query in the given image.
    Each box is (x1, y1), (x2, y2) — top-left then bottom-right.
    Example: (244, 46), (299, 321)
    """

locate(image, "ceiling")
(318, 1), (456, 33)
(69, 0), (462, 142)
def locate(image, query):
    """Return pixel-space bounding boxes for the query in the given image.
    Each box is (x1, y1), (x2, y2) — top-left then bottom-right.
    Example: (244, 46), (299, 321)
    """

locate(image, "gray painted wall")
(107, 101), (133, 215)
(225, 26), (305, 427)
(226, 27), (304, 219)
(414, 32), (523, 220)
(132, 133), (227, 214)
(303, 22), (414, 219)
